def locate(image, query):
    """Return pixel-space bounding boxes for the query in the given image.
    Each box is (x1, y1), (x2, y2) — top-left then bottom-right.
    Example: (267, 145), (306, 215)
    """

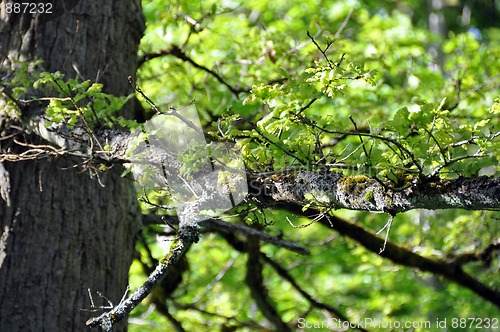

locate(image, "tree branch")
(250, 171), (500, 213)
(86, 236), (192, 331)
(144, 214), (310, 255)
(138, 45), (246, 96)
(7, 121), (500, 215)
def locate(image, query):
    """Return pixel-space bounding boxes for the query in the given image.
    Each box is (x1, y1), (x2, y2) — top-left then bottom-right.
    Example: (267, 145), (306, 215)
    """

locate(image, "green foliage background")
(129, 0), (500, 330)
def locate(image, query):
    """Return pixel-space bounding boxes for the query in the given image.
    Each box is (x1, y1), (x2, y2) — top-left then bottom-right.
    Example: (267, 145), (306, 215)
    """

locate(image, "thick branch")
(250, 171), (500, 213)
(7, 123), (500, 216)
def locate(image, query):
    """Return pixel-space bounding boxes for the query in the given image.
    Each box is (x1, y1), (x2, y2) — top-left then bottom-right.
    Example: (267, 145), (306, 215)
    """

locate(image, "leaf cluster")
(33, 71), (136, 129)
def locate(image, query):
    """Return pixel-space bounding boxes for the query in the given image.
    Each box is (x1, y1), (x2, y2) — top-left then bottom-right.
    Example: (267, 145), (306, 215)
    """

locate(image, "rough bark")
(249, 171), (500, 213)
(0, 1), (144, 331)
(0, 157), (141, 331)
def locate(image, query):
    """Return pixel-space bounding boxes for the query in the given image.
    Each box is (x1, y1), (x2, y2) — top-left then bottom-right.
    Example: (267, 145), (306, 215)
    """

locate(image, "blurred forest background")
(128, 0), (499, 331)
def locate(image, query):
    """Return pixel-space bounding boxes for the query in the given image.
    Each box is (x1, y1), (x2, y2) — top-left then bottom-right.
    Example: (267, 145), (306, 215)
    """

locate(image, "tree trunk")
(0, 1), (144, 331)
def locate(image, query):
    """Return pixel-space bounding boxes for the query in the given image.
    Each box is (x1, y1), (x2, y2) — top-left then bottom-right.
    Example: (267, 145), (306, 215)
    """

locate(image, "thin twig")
(138, 45), (245, 96)
(376, 214), (394, 254)
(306, 31), (333, 67)
(252, 124), (308, 165)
